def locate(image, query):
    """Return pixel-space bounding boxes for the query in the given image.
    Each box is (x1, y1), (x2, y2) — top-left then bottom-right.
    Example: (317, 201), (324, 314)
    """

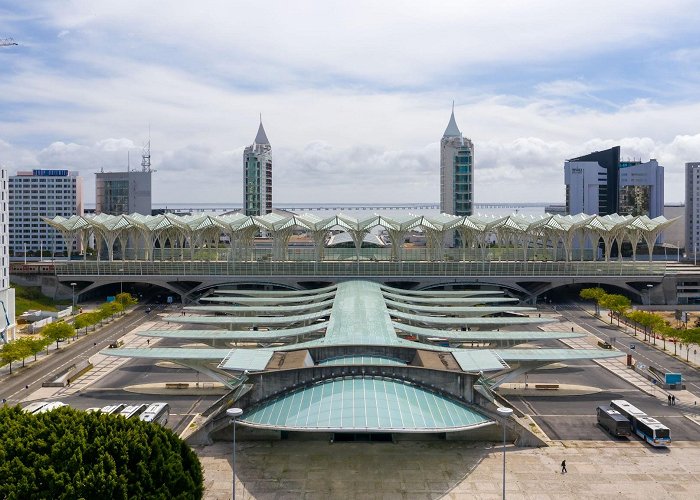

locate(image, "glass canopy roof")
(238, 376), (492, 432)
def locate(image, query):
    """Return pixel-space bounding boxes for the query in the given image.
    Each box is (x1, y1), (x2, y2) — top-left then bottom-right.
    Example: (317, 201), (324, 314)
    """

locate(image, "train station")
(105, 280), (622, 441)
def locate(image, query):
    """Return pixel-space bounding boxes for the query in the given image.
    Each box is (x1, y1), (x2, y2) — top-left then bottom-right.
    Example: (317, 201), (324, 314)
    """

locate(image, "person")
(571, 327), (574, 332)
(146, 339), (150, 345)
(561, 460), (567, 473)
(672, 395), (676, 405)
(668, 394), (672, 406)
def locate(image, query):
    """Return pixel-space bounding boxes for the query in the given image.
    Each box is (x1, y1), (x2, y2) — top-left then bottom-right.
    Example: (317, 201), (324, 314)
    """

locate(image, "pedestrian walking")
(146, 339), (150, 345)
(561, 460), (567, 473)
(668, 394), (672, 406)
(672, 395), (676, 405)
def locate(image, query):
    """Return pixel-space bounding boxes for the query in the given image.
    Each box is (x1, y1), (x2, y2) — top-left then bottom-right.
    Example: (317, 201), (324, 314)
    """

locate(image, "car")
(145, 307), (152, 314)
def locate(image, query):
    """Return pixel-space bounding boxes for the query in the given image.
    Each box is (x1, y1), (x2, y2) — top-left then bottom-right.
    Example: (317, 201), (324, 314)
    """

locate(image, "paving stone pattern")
(196, 439), (700, 499)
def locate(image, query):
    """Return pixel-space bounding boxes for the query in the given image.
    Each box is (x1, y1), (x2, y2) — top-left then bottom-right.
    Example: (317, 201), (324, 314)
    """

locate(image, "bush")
(0, 406), (203, 499)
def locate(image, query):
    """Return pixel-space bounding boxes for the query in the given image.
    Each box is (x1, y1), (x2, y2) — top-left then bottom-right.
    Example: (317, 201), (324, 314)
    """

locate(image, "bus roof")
(119, 404), (147, 419)
(22, 401), (49, 414)
(638, 416), (669, 429)
(140, 403), (169, 422)
(35, 402), (66, 414)
(100, 404), (126, 414)
(610, 399), (647, 416)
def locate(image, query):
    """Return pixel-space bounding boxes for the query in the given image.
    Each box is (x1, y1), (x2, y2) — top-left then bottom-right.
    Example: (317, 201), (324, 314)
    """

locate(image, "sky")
(1, 1), (700, 206)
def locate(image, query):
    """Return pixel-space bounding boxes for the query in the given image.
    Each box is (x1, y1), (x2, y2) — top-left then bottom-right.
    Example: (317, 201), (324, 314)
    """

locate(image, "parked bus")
(119, 404), (147, 419)
(22, 401), (49, 414)
(100, 404), (126, 415)
(35, 402), (67, 414)
(610, 400), (671, 447)
(139, 402), (170, 426)
(596, 406), (631, 437)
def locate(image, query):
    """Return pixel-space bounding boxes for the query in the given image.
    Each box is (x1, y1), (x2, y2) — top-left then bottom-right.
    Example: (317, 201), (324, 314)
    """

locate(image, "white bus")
(35, 402), (67, 414)
(610, 400), (671, 447)
(139, 403), (170, 426)
(100, 404), (126, 415)
(119, 404), (147, 419)
(22, 401), (50, 414)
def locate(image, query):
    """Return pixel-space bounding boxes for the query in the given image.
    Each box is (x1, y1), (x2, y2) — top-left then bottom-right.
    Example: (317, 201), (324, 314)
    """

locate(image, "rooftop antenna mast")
(141, 126), (153, 172)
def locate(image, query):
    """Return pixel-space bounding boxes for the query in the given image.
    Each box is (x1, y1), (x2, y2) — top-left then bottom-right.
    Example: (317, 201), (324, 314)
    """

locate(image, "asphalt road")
(58, 327), (220, 435)
(1, 307), (156, 405)
(557, 302), (700, 394)
(511, 362), (700, 441)
(507, 303), (700, 442)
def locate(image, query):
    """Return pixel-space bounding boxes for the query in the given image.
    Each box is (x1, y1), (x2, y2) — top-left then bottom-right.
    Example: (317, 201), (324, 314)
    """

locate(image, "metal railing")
(55, 259), (667, 278)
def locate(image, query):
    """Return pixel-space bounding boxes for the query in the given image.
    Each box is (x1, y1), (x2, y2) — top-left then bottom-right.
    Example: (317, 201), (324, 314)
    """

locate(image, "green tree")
(626, 310), (643, 336)
(580, 287), (607, 316)
(25, 336), (50, 362)
(679, 328), (700, 362)
(0, 406), (203, 498)
(12, 338), (33, 367)
(41, 322), (76, 350)
(0, 341), (23, 374)
(99, 301), (124, 320)
(74, 313), (95, 334)
(599, 294), (632, 325)
(115, 292), (138, 307)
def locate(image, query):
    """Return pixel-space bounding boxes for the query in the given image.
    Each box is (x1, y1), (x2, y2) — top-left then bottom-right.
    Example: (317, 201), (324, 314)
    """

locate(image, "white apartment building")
(0, 168), (16, 342)
(8, 169), (83, 258)
(686, 162), (700, 260)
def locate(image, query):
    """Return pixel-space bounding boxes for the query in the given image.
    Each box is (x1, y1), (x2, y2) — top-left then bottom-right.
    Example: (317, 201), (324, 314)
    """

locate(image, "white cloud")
(2, 1), (700, 208)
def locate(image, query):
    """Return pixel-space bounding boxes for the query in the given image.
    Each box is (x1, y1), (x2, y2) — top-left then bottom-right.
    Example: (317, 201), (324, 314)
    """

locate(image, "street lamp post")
(118, 268), (124, 295)
(70, 282), (77, 312)
(497, 407), (514, 500)
(226, 408), (243, 500)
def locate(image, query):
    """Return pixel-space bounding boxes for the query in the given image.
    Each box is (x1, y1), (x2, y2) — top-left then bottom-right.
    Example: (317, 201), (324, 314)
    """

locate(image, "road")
(506, 302), (700, 442)
(557, 302), (700, 394)
(1, 306), (155, 405)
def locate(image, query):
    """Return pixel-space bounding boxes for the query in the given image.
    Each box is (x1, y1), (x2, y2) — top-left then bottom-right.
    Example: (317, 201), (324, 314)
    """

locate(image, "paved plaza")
(196, 439), (700, 499)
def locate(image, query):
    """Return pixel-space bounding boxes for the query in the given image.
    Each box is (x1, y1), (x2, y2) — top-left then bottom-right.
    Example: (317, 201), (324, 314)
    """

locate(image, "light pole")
(70, 282), (77, 312)
(118, 268), (124, 295)
(226, 407), (243, 500)
(497, 407), (513, 500)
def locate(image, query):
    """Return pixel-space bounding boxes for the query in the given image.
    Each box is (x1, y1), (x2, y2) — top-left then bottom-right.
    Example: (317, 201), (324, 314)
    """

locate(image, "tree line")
(1, 293), (138, 374)
(0, 405), (203, 499)
(580, 287), (700, 360)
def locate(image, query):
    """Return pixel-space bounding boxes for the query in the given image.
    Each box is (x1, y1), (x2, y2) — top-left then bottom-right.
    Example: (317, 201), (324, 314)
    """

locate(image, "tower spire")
(254, 116), (270, 145)
(443, 103), (461, 138)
